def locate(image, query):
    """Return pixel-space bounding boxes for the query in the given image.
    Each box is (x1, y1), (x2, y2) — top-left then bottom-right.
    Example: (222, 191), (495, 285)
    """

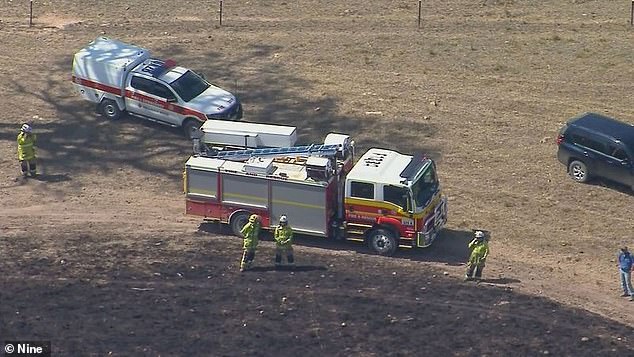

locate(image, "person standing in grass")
(465, 230), (489, 281)
(240, 214), (261, 272)
(17, 123), (37, 178)
(274, 215), (294, 268)
(617, 246), (634, 301)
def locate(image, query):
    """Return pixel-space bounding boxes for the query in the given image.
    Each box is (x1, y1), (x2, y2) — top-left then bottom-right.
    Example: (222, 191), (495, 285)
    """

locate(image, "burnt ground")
(1, 0), (634, 356)
(1, 225), (632, 356)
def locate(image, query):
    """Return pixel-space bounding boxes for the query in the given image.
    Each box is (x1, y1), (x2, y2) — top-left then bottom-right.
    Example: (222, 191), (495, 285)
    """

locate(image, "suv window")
(607, 144), (628, 161)
(350, 181), (374, 199)
(570, 133), (607, 154)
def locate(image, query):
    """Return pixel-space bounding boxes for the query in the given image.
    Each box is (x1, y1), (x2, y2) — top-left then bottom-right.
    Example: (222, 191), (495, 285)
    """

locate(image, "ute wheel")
(230, 212), (251, 237)
(183, 119), (202, 140)
(99, 99), (122, 120)
(568, 160), (590, 183)
(367, 228), (397, 256)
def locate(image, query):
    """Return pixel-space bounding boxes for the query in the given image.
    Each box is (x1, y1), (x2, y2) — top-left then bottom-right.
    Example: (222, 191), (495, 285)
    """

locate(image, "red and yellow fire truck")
(184, 133), (447, 255)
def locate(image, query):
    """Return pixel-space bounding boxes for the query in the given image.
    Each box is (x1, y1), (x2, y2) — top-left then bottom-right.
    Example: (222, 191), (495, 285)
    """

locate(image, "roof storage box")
(201, 120), (297, 149)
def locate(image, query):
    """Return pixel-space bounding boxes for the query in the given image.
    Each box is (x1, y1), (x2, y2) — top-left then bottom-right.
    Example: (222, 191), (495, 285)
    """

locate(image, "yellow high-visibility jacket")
(468, 239), (489, 266)
(274, 225), (293, 248)
(17, 132), (36, 161)
(241, 222), (260, 249)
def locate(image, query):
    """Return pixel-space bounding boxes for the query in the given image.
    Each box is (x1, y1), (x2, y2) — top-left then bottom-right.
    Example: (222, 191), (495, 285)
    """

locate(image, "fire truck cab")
(344, 149), (447, 255)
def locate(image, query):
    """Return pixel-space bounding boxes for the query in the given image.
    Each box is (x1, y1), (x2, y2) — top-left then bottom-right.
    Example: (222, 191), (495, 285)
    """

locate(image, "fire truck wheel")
(99, 99), (122, 120)
(368, 228), (397, 256)
(183, 119), (202, 140)
(230, 212), (250, 237)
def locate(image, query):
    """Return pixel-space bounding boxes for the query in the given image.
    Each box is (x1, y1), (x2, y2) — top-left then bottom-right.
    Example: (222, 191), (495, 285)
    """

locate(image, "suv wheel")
(568, 160), (589, 183)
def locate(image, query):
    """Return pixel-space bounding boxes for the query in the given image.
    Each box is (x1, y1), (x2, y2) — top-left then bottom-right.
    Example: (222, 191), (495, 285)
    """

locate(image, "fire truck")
(183, 133), (447, 256)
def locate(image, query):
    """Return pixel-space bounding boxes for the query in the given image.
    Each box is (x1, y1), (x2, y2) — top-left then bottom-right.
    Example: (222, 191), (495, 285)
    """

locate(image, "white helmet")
(475, 231), (485, 239)
(21, 123), (32, 133)
(279, 215), (288, 225)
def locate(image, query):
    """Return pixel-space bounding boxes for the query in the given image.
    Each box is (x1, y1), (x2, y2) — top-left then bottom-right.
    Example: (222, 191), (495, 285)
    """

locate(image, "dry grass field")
(1, 0), (633, 355)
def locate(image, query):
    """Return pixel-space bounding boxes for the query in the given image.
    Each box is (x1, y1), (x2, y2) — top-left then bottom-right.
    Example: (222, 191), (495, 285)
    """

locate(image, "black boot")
(29, 162), (37, 177)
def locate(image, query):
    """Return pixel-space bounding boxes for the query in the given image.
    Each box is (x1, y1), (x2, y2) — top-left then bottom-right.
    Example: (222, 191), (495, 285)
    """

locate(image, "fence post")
(631, 0), (633, 26)
(219, 1), (223, 26)
(418, 1), (422, 29)
(29, 0), (33, 27)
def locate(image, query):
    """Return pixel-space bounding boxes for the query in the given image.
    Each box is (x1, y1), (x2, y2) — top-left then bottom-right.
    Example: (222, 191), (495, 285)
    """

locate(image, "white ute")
(71, 37), (243, 138)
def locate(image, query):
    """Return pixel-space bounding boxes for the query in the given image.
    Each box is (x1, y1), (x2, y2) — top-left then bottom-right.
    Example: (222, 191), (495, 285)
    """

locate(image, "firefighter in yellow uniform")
(17, 123), (37, 178)
(465, 230), (489, 281)
(240, 214), (260, 272)
(274, 215), (294, 267)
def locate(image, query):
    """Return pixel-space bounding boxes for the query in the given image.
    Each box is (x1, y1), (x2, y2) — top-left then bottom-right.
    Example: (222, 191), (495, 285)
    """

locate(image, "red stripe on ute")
(72, 76), (121, 96)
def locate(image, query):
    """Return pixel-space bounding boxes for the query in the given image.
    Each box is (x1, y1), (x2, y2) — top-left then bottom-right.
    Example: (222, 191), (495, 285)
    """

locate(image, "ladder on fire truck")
(200, 143), (342, 161)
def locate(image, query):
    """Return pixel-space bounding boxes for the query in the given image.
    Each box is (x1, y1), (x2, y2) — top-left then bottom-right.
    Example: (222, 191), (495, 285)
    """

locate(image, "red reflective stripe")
(180, 107), (207, 122)
(124, 89), (206, 121)
(71, 76), (121, 96)
(73, 76), (207, 122)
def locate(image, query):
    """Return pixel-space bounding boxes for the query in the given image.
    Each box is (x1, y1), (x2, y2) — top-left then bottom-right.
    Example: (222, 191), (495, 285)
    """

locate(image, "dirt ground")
(1, 0), (633, 355)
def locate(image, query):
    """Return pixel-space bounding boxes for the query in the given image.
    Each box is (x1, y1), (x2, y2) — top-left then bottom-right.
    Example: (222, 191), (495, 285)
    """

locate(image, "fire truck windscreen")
(411, 163), (439, 209)
(170, 70), (210, 102)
